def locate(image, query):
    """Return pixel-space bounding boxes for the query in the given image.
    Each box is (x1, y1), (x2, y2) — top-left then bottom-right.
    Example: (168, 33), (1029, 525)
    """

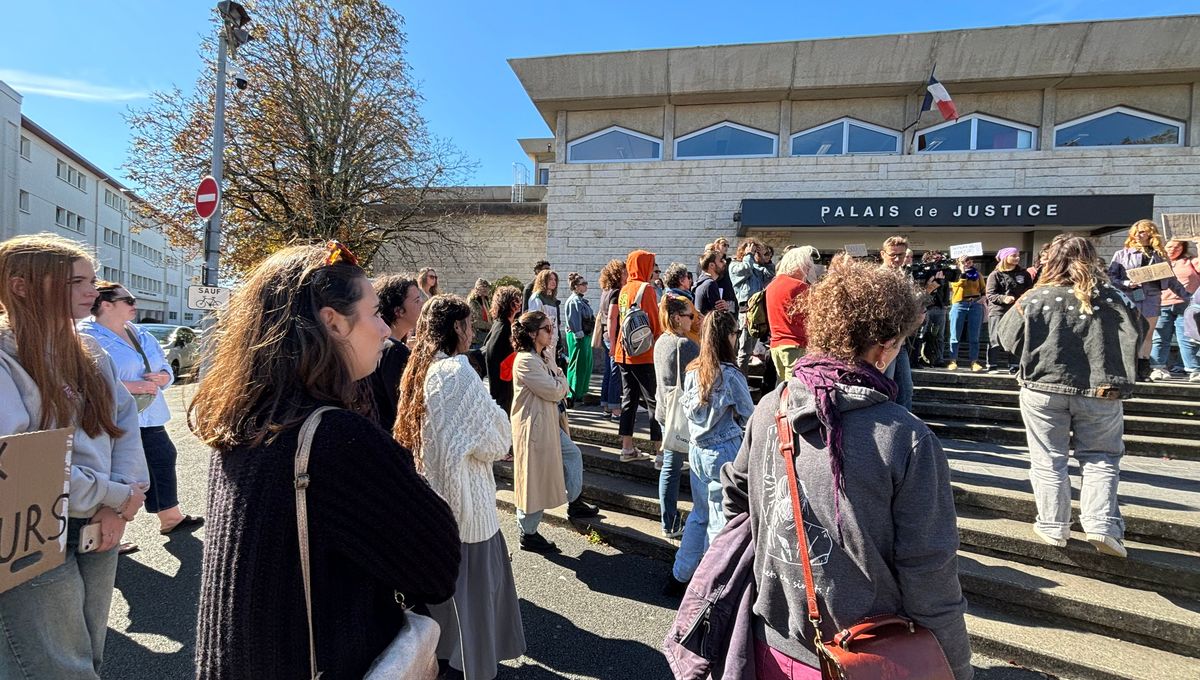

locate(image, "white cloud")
(0, 69), (148, 102)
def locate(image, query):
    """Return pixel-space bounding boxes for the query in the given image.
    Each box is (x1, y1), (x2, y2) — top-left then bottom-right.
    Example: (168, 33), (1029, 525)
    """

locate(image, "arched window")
(675, 121), (777, 159)
(567, 126), (662, 163)
(1054, 106), (1184, 148)
(791, 118), (901, 155)
(917, 113), (1037, 152)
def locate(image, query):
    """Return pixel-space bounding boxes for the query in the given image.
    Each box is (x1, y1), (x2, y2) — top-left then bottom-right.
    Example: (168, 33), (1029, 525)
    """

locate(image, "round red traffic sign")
(195, 176), (220, 220)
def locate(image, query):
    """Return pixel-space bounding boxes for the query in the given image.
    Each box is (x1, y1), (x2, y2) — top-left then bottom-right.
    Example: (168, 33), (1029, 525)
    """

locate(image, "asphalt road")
(99, 384), (1049, 679)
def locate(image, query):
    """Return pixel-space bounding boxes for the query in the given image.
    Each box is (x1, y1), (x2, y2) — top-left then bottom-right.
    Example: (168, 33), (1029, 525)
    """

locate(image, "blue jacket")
(77, 319), (175, 427)
(729, 254), (774, 304)
(681, 363), (755, 448)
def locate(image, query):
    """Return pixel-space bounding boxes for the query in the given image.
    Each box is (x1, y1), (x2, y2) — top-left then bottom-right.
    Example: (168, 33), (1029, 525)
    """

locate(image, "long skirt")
(428, 531), (526, 679)
(565, 332), (593, 401)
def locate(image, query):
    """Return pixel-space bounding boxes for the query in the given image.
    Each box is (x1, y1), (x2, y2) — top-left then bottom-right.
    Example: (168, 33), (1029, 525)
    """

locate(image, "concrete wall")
(674, 102), (781, 138)
(791, 97), (908, 134)
(1056, 84), (1193, 124)
(375, 211), (548, 299)
(539, 146), (1200, 306)
(567, 108), (664, 141)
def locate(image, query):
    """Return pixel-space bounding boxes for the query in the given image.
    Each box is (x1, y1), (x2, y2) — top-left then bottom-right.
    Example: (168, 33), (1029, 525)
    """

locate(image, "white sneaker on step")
(1149, 368), (1172, 381)
(1032, 526), (1067, 547)
(619, 449), (649, 463)
(1087, 533), (1128, 558)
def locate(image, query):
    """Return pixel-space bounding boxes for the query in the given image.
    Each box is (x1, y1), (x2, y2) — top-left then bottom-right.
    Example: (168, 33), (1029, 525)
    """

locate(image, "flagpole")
(901, 63), (937, 133)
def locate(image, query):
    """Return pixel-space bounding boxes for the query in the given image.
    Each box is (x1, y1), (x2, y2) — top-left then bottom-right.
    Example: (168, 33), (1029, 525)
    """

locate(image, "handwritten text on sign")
(949, 242), (985, 259)
(0, 428), (73, 594)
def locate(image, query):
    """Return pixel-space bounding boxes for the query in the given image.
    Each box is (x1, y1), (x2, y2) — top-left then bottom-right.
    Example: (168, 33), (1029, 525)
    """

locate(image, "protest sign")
(1126, 261), (1176, 285)
(843, 243), (868, 257)
(0, 428), (73, 594)
(1162, 213), (1200, 240)
(949, 242), (984, 259)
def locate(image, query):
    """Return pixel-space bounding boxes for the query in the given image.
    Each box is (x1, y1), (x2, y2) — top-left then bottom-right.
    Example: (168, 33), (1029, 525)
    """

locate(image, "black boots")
(519, 532), (560, 554)
(568, 499), (600, 519)
(1136, 357), (1152, 382)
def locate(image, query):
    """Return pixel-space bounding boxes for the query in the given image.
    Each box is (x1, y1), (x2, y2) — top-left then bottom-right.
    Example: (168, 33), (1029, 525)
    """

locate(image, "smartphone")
(79, 523), (103, 554)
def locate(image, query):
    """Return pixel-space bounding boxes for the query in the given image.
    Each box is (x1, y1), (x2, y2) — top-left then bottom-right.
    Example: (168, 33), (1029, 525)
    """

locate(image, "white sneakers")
(1087, 533), (1128, 558)
(1149, 368), (1172, 381)
(1033, 526), (1067, 548)
(619, 448), (650, 463)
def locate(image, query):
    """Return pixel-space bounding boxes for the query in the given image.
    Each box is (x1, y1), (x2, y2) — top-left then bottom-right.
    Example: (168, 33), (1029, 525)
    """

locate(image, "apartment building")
(1, 80), (203, 325)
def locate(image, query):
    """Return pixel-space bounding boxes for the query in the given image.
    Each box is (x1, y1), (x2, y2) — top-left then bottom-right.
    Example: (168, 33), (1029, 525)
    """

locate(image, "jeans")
(617, 362), (662, 441)
(883, 349), (913, 412)
(658, 444), (685, 535)
(1150, 302), (1200, 373)
(1019, 389), (1124, 540)
(949, 301), (984, 362)
(141, 426), (179, 514)
(736, 325), (756, 371)
(516, 429), (584, 536)
(919, 306), (946, 365)
(672, 437), (740, 582)
(0, 519), (119, 679)
(599, 340), (623, 410)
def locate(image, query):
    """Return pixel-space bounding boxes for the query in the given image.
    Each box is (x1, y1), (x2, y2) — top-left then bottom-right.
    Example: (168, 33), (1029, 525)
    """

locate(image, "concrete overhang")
(510, 15), (1200, 130)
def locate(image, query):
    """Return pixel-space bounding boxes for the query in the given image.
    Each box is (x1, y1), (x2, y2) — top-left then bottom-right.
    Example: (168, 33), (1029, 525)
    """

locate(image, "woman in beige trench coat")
(510, 311), (598, 553)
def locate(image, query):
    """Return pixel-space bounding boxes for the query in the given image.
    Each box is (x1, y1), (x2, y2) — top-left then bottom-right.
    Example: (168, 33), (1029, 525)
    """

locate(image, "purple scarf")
(791, 353), (898, 533)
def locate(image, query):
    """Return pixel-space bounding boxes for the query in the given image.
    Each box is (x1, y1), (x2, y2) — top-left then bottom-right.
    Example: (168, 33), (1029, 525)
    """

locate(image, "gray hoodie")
(0, 330), (148, 517)
(722, 380), (972, 680)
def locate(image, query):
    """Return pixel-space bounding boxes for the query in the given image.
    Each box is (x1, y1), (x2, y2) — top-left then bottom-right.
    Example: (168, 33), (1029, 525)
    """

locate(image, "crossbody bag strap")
(123, 325), (154, 375)
(774, 386), (824, 649)
(295, 405), (338, 680)
(633, 282), (648, 309)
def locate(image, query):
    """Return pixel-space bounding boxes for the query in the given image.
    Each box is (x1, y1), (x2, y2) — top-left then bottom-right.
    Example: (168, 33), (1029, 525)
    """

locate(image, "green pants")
(565, 332), (594, 401)
(771, 345), (805, 385)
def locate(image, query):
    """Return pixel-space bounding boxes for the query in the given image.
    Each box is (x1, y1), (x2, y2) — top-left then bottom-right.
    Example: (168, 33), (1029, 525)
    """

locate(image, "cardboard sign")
(0, 428), (73, 594)
(1126, 261), (1176, 285)
(1162, 213), (1200, 241)
(950, 242), (984, 259)
(843, 243), (868, 257)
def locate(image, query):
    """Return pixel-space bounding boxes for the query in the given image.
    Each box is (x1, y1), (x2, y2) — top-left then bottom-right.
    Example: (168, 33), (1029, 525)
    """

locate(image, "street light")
(202, 1), (252, 287)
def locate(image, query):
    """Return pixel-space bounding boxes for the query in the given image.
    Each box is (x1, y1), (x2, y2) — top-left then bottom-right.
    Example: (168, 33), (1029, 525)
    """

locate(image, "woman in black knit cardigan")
(189, 243), (461, 679)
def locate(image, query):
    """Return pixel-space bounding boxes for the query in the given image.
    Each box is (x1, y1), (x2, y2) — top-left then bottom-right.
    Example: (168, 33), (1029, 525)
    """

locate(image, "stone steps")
(912, 400), (1200, 438)
(912, 368), (1200, 400)
(918, 417), (1199, 460)
(914, 385), (1200, 419)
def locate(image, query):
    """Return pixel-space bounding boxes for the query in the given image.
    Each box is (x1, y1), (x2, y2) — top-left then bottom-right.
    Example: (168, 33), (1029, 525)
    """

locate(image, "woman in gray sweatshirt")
(653, 294), (700, 539)
(722, 256), (973, 680)
(0, 234), (149, 679)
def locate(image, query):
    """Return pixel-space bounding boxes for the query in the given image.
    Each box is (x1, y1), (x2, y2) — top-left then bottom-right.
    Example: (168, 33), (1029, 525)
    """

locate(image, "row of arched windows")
(566, 106), (1186, 163)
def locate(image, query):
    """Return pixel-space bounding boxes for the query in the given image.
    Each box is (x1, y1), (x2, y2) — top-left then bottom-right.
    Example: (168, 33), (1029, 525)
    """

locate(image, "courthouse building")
(0, 81), (202, 324)
(494, 14), (1200, 284)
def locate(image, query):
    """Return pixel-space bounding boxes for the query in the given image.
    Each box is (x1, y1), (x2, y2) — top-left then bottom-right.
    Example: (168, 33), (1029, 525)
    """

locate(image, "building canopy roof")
(509, 15), (1200, 129)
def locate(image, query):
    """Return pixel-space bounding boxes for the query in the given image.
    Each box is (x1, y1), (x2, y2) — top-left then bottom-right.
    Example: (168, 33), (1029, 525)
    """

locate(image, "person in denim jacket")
(665, 310), (755, 595)
(1108, 219), (1186, 381)
(997, 233), (1147, 559)
(729, 239), (775, 370)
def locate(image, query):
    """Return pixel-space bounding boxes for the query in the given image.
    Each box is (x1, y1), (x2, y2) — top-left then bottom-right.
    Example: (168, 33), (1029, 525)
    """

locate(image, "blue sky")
(0, 1), (1194, 188)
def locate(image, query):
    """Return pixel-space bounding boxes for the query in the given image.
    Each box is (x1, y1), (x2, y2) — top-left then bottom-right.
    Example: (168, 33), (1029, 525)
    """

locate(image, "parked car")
(138, 323), (201, 378)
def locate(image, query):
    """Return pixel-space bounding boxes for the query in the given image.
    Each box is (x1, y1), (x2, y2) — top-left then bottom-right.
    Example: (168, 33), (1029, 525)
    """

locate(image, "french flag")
(922, 71), (958, 122)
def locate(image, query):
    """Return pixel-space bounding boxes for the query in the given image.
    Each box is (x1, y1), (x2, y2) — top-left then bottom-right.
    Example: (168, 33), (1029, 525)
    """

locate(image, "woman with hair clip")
(0, 234), (149, 679)
(1109, 219), (1186, 381)
(510, 311), (597, 555)
(998, 233), (1146, 559)
(191, 242), (461, 679)
(653, 294), (699, 539)
(722, 255), (972, 679)
(79, 281), (203, 550)
(561, 272), (595, 406)
(664, 309), (754, 597)
(394, 295), (525, 680)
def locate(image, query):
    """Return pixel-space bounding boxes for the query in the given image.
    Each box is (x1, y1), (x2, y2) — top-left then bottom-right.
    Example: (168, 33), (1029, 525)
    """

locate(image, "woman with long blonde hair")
(665, 309), (754, 596)
(394, 295), (524, 680)
(0, 233), (148, 678)
(1108, 219), (1185, 380)
(999, 233), (1145, 559)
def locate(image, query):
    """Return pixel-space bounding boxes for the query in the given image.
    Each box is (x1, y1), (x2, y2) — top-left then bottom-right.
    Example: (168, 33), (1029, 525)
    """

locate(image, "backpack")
(619, 283), (655, 358)
(662, 512), (757, 680)
(745, 288), (770, 341)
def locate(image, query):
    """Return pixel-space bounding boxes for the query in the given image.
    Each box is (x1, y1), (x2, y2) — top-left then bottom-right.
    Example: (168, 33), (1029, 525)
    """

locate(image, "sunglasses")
(106, 294), (136, 306)
(324, 240), (359, 267)
(538, 325), (553, 333)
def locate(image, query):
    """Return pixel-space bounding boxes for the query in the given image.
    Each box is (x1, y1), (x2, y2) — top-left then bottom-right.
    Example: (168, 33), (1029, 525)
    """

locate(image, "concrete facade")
(499, 15), (1200, 311)
(0, 81), (203, 325)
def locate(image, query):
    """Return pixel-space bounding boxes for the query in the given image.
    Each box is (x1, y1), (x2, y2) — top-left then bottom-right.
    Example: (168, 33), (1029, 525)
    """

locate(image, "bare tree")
(125, 0), (475, 274)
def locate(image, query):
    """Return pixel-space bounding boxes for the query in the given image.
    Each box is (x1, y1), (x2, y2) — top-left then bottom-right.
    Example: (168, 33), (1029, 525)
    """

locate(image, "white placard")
(949, 242), (984, 259)
(187, 285), (231, 310)
(843, 243), (868, 257)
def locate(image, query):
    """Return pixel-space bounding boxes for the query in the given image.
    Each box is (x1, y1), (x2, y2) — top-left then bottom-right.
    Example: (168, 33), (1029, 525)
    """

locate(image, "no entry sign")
(195, 176), (220, 220)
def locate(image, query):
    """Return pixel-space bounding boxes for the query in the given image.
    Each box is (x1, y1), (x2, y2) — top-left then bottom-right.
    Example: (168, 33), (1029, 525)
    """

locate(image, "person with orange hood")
(609, 250), (663, 461)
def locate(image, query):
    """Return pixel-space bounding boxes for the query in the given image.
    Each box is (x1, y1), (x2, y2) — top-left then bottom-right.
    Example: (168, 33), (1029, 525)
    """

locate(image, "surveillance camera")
(235, 77), (248, 90)
(228, 63), (249, 90)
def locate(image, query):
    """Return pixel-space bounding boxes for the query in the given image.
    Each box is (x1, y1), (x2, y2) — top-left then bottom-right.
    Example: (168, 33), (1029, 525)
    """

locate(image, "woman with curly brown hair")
(394, 295), (524, 680)
(722, 255), (973, 680)
(484, 285), (523, 413)
(598, 259), (626, 418)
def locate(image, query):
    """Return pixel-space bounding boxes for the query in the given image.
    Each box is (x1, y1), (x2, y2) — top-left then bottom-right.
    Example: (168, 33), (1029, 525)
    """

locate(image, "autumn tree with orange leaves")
(125, 0), (474, 274)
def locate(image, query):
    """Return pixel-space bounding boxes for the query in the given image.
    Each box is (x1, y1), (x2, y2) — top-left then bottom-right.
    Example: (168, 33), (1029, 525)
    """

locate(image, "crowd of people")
(0, 220), (1197, 679)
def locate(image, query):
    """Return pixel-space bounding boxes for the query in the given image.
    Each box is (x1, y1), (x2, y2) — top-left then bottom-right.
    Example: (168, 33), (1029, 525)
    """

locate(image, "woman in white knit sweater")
(394, 295), (525, 680)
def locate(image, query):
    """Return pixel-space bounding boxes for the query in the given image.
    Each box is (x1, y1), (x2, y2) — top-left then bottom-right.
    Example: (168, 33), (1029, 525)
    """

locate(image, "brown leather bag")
(774, 388), (955, 680)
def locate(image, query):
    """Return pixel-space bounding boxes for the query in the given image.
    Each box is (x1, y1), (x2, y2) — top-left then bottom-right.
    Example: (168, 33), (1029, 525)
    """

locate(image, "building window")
(675, 121), (777, 159)
(166, 283), (179, 297)
(19, 136), (31, 159)
(102, 266), (122, 282)
(537, 167), (550, 185)
(55, 207), (85, 233)
(567, 126), (662, 163)
(104, 188), (126, 212)
(1054, 106), (1184, 148)
(791, 118), (901, 156)
(917, 113), (1037, 152)
(184, 312), (195, 321)
(104, 228), (123, 247)
(56, 160), (87, 191)
(18, 191), (30, 213)
(169, 311), (178, 320)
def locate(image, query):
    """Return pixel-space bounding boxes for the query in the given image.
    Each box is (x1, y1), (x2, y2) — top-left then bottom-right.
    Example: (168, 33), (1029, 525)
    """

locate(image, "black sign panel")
(738, 194), (1155, 229)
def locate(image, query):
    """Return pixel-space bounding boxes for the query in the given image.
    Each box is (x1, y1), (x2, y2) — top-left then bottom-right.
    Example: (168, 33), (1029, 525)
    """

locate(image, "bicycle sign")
(187, 285), (231, 311)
